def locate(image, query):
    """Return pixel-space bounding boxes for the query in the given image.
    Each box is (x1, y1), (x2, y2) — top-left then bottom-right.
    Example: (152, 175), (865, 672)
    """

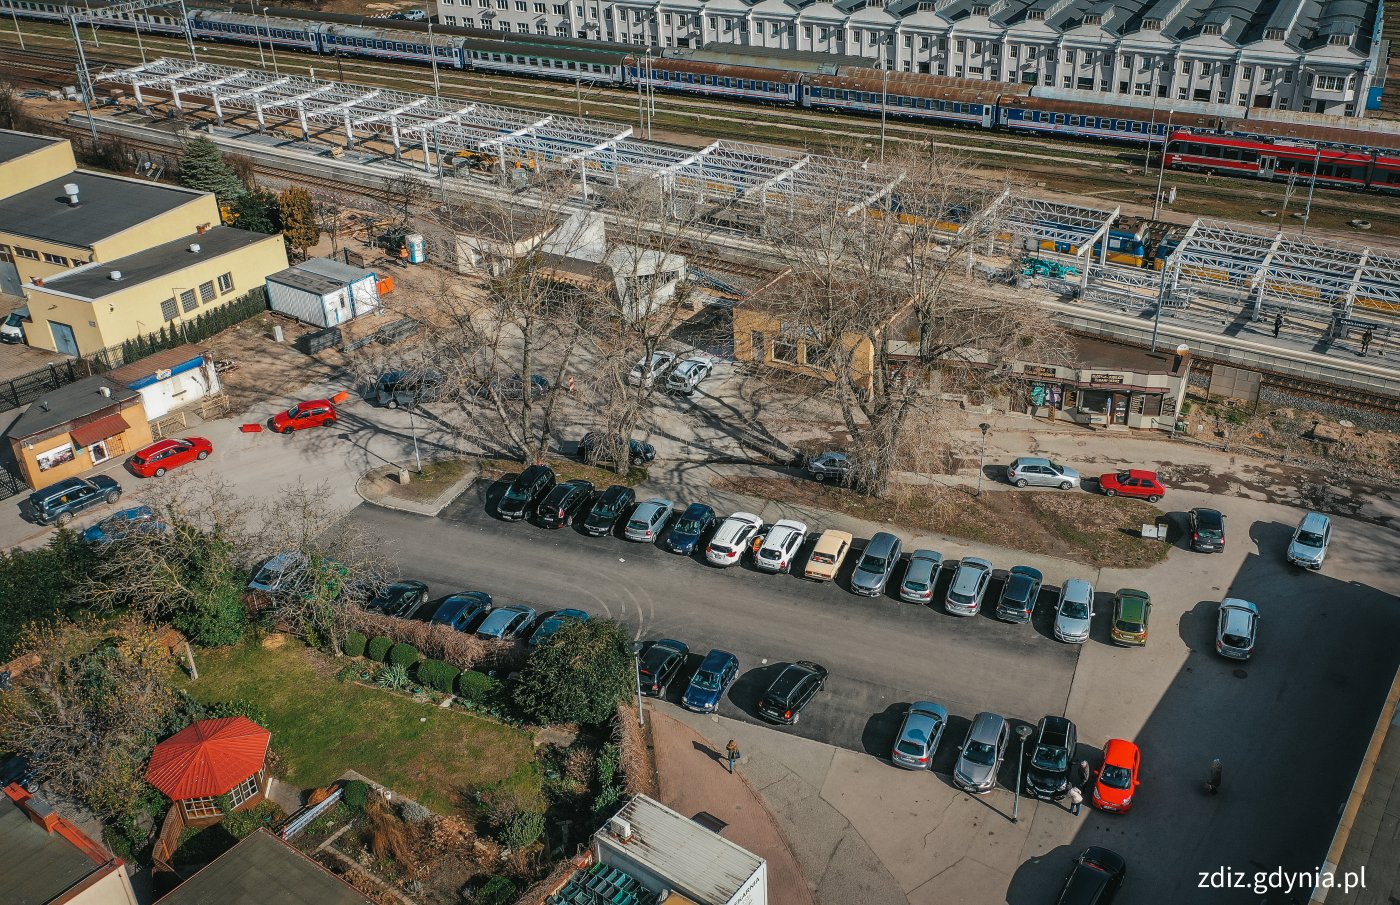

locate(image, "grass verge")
(479, 455), (646, 488)
(379, 459), (474, 504)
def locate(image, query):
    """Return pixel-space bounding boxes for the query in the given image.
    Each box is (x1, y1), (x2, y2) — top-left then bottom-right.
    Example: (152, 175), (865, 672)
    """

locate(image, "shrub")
(398, 798), (432, 825)
(388, 642), (420, 669)
(475, 876), (518, 905)
(456, 670), (501, 704)
(344, 632), (367, 658)
(341, 780), (370, 814)
(416, 658), (458, 694)
(366, 635), (392, 661)
(376, 663), (410, 690)
(513, 620), (634, 726)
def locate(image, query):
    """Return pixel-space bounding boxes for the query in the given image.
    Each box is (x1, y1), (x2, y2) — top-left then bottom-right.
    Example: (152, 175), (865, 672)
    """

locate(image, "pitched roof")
(0, 785), (126, 905)
(146, 717), (271, 800)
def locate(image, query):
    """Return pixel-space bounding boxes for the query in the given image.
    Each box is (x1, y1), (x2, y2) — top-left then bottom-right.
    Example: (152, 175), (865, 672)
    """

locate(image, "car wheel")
(659, 683), (668, 697)
(197, 450), (209, 460)
(1147, 494), (1161, 503)
(1014, 478), (1028, 488)
(105, 490), (121, 504)
(1059, 481), (1072, 490)
(387, 399), (399, 410)
(631, 456), (644, 466)
(154, 467), (166, 477)
(813, 473), (827, 483)
(1104, 488), (1116, 497)
(281, 426), (294, 435)
(57, 511), (74, 526)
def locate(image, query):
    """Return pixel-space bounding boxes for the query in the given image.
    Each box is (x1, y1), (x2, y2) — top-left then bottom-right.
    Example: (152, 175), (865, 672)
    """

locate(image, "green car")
(1110, 590), (1151, 646)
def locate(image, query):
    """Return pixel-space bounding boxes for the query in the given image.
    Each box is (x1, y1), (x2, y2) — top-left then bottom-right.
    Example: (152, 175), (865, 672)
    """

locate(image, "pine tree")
(277, 186), (320, 255)
(232, 189), (281, 235)
(178, 137), (246, 205)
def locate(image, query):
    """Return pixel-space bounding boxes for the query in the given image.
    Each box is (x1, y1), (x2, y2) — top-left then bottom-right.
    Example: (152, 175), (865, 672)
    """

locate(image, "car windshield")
(896, 740), (925, 756)
(1100, 764), (1132, 790)
(1115, 619), (1143, 633)
(504, 485), (530, 502)
(691, 670), (721, 691)
(1032, 745), (1068, 771)
(1297, 530), (1325, 546)
(1062, 599), (1089, 620)
(1222, 632), (1250, 648)
(812, 552), (836, 565)
(287, 405), (303, 418)
(593, 497), (621, 517)
(858, 553), (886, 572)
(963, 740), (996, 766)
(676, 518), (703, 533)
(1116, 471), (1132, 483)
(627, 518), (649, 531)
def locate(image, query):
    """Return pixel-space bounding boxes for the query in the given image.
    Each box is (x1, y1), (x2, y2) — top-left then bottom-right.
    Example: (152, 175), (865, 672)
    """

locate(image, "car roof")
(969, 711), (1006, 741)
(1191, 507), (1223, 524)
(1040, 714), (1073, 736)
(297, 398), (333, 407)
(517, 463), (553, 480)
(555, 608), (590, 619)
(1009, 565), (1043, 580)
(681, 502), (713, 517)
(817, 450), (848, 461)
(1080, 846), (1126, 875)
(1299, 511), (1330, 530)
(1062, 579), (1094, 601)
(813, 530), (854, 551)
(1012, 456), (1051, 466)
(1124, 469), (1158, 480)
(599, 484), (631, 499)
(674, 358), (706, 373)
(139, 438), (180, 452)
(722, 511), (762, 525)
(1115, 592), (1149, 620)
(650, 638), (687, 655)
(699, 649), (736, 669)
(1102, 738), (1139, 765)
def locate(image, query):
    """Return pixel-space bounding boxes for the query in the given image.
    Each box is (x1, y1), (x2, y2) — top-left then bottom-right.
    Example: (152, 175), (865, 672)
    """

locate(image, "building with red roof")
(146, 717), (271, 825)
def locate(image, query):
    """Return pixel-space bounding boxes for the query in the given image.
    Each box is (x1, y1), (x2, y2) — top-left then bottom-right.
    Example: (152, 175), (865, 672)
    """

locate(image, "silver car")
(624, 498), (675, 542)
(944, 557), (994, 615)
(954, 711), (1009, 794)
(891, 700), (948, 770)
(474, 604), (538, 641)
(898, 549), (944, 604)
(1286, 512), (1331, 569)
(627, 350), (677, 387)
(850, 531), (902, 596)
(1006, 457), (1081, 491)
(1216, 598), (1259, 659)
(665, 358), (713, 395)
(1054, 579), (1095, 643)
(248, 551), (305, 593)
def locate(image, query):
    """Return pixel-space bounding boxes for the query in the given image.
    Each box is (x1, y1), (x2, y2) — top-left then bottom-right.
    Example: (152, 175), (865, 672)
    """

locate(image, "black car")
(480, 374), (550, 401)
(429, 591), (493, 632)
(497, 464), (556, 521)
(1026, 715), (1078, 800)
(582, 485), (636, 537)
(1057, 847), (1127, 905)
(579, 431), (657, 467)
(368, 580), (429, 618)
(638, 639), (690, 697)
(373, 369), (444, 409)
(663, 502), (716, 555)
(28, 475), (123, 527)
(756, 661), (828, 724)
(994, 565), (1043, 623)
(536, 480), (595, 528)
(1188, 507), (1226, 553)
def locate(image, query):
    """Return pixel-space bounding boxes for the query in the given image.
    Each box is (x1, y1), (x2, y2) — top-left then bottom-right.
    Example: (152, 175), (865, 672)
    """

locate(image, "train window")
(1054, 114), (1065, 124)
(1086, 117), (1097, 127)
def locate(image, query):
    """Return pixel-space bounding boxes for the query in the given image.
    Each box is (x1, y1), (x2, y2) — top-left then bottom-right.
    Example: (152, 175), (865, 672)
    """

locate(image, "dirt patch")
(204, 313), (351, 417)
(715, 476), (1171, 569)
(366, 459), (474, 504)
(478, 456), (647, 488)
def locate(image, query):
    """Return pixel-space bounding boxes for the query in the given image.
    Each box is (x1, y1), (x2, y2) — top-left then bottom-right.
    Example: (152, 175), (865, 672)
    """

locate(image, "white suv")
(755, 519), (808, 573)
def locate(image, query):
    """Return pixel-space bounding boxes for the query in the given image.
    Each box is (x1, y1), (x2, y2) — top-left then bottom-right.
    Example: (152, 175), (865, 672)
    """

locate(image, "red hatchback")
(271, 400), (338, 434)
(1098, 469), (1165, 502)
(130, 437), (213, 477)
(1092, 738), (1142, 814)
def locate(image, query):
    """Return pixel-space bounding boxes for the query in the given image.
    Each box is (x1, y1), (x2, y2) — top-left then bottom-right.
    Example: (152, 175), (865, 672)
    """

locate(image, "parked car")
(82, 505), (164, 546)
(1054, 579), (1096, 643)
(705, 512), (763, 567)
(480, 374), (550, 400)
(247, 551), (305, 594)
(28, 475), (122, 527)
(891, 700), (949, 770)
(944, 557), (994, 615)
(805, 450), (852, 484)
(1006, 457), (1080, 490)
(627, 350), (677, 387)
(1057, 847), (1127, 904)
(497, 464), (556, 521)
(665, 357), (713, 395)
(995, 565), (1043, 623)
(429, 591), (493, 633)
(579, 431), (656, 467)
(1092, 739), (1141, 814)
(624, 498), (675, 542)
(682, 648), (739, 713)
(582, 485), (636, 537)
(897, 549), (944, 603)
(129, 436), (212, 477)
(637, 639), (689, 697)
(536, 480), (595, 528)
(475, 604), (538, 641)
(756, 661), (828, 724)
(1216, 598), (1260, 660)
(271, 399), (338, 433)
(1026, 715), (1078, 800)
(1098, 469), (1165, 502)
(373, 369), (444, 408)
(664, 502), (716, 554)
(953, 711), (1010, 794)
(1187, 507), (1226, 553)
(850, 531), (903, 595)
(368, 580), (429, 618)
(754, 519), (809, 573)
(1, 310), (25, 344)
(804, 530), (854, 581)
(1286, 511), (1332, 569)
(529, 608), (590, 646)
(1110, 589), (1151, 646)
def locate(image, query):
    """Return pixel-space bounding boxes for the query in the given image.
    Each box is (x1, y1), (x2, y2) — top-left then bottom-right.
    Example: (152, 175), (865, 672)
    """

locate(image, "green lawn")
(179, 642), (538, 815)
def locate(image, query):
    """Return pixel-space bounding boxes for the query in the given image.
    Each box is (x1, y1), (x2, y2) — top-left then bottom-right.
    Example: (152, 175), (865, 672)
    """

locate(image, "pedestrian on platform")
(1273, 311), (1283, 338)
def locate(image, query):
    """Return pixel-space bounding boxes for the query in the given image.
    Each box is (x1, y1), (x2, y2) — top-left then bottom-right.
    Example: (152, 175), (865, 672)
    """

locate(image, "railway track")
(1191, 359), (1400, 417)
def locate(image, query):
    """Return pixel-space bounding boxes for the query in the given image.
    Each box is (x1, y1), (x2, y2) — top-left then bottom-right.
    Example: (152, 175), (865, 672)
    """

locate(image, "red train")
(1163, 130), (1400, 193)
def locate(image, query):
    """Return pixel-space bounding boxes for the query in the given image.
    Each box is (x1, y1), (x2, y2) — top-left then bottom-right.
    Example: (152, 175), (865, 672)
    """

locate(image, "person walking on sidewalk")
(1206, 758), (1223, 795)
(1067, 785), (1083, 815)
(725, 740), (741, 774)
(1272, 311), (1283, 338)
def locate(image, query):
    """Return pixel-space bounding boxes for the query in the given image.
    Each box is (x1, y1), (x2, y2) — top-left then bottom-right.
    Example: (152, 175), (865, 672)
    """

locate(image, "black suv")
(29, 475), (123, 526)
(756, 661), (828, 725)
(373, 369), (444, 409)
(638, 639), (690, 697)
(582, 485), (636, 537)
(1188, 507), (1225, 553)
(579, 431), (656, 467)
(368, 580), (429, 618)
(1056, 847), (1126, 905)
(1026, 715), (1078, 800)
(497, 464), (556, 521)
(536, 480), (595, 528)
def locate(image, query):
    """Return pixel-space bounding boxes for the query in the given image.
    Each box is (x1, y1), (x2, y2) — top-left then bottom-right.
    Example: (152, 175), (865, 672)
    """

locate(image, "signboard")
(36, 443), (74, 472)
(1023, 365), (1058, 379)
(155, 368), (172, 381)
(1089, 373), (1125, 385)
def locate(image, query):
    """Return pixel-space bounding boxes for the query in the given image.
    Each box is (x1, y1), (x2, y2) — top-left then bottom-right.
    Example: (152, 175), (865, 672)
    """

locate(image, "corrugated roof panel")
(598, 797), (764, 905)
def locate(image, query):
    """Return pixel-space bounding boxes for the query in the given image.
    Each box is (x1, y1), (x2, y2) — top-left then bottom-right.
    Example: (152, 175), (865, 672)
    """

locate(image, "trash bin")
(405, 234), (426, 264)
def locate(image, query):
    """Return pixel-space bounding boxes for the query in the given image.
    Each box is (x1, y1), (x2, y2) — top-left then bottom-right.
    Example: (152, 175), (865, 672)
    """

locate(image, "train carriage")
(1001, 91), (1222, 143)
(318, 21), (461, 68)
(0, 0), (186, 32)
(190, 10), (319, 52)
(804, 71), (1000, 128)
(1163, 130), (1400, 193)
(627, 57), (800, 104)
(469, 41), (623, 84)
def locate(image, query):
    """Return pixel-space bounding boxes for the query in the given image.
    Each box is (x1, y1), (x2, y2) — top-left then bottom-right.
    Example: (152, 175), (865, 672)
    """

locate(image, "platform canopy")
(146, 717), (271, 800)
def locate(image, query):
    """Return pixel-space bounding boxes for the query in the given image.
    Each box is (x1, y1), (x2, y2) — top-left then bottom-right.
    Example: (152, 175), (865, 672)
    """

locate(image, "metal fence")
(0, 360), (83, 414)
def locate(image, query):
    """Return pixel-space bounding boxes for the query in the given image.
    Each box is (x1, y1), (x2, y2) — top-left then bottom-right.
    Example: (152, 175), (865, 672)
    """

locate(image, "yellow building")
(24, 226), (287, 357)
(6, 375), (152, 490)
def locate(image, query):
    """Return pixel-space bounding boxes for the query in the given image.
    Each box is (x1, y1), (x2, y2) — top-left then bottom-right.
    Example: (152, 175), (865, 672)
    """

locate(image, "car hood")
(1028, 767), (1069, 790)
(684, 686), (721, 709)
(1288, 539), (1323, 560)
(851, 568), (883, 589)
(1057, 613), (1091, 634)
(956, 759), (996, 787)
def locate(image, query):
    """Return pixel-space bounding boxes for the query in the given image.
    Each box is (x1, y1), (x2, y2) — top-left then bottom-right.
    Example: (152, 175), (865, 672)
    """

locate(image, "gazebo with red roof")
(146, 717), (271, 824)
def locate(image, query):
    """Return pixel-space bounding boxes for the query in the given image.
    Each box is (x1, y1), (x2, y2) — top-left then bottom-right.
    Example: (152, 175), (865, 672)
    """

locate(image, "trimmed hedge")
(416, 658), (459, 694)
(456, 669), (500, 704)
(341, 780), (370, 814)
(344, 632), (367, 658)
(366, 636), (393, 662)
(387, 642), (420, 669)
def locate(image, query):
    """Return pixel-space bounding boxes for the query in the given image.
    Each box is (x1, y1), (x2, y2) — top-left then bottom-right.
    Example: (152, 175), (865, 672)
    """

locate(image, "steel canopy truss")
(1000, 196), (1118, 258)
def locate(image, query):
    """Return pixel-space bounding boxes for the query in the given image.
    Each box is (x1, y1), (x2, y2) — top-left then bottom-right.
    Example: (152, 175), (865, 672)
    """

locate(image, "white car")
(755, 518), (808, 573)
(627, 350), (677, 387)
(665, 358), (713, 395)
(1054, 579), (1096, 643)
(705, 512), (764, 566)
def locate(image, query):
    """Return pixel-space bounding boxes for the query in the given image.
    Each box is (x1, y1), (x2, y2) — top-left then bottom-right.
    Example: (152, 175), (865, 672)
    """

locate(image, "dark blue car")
(81, 505), (165, 546)
(430, 591), (493, 633)
(664, 502), (716, 555)
(682, 649), (739, 713)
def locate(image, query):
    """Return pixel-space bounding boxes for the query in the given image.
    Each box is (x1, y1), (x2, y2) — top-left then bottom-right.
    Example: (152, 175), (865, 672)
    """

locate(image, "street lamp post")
(1013, 724), (1033, 823)
(1151, 109), (1174, 220)
(428, 20), (440, 98)
(263, 9), (280, 77)
(407, 402), (422, 473)
(976, 422), (991, 497)
(879, 62), (889, 163)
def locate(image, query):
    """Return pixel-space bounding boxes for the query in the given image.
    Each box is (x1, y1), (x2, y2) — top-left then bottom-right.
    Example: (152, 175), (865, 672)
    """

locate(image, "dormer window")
(1142, 17), (1161, 30)
(1327, 34), (1349, 45)
(972, 4), (989, 14)
(1263, 27), (1285, 40)
(1202, 23), (1221, 35)
(1026, 8), (1044, 19)
(1083, 13), (1101, 24)
(918, 1), (935, 9)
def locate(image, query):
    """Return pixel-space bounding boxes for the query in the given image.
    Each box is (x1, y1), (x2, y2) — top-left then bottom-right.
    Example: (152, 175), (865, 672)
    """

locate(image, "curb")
(353, 462), (480, 517)
(1311, 661), (1400, 902)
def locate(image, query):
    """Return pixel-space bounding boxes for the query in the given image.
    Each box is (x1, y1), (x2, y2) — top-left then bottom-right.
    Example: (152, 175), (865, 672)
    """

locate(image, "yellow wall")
(12, 397), (152, 490)
(733, 304), (877, 392)
(0, 134), (76, 196)
(25, 233), (288, 356)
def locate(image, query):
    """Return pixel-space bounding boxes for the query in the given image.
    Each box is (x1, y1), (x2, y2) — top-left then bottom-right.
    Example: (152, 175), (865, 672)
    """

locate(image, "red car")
(1092, 738), (1142, 814)
(271, 400), (338, 434)
(129, 437), (213, 477)
(1098, 469), (1165, 502)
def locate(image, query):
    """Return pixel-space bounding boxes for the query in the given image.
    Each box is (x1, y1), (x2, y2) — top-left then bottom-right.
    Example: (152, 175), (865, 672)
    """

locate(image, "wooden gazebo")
(146, 716), (271, 825)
